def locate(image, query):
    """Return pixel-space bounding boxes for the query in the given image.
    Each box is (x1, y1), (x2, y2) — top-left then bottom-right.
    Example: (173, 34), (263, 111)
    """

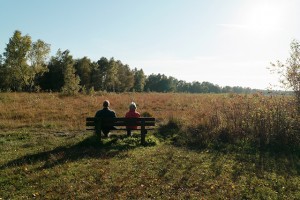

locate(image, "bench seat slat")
(86, 122), (96, 126)
(86, 128), (155, 131)
(86, 117), (156, 127)
(86, 122), (155, 126)
(86, 117), (155, 122)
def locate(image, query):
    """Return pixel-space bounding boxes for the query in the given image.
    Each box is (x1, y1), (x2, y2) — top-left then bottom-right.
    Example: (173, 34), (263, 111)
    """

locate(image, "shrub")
(156, 118), (182, 140)
(161, 94), (300, 151)
(141, 111), (152, 117)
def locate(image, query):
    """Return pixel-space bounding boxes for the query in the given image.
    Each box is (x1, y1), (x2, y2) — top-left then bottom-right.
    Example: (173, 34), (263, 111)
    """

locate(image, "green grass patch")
(1, 129), (300, 199)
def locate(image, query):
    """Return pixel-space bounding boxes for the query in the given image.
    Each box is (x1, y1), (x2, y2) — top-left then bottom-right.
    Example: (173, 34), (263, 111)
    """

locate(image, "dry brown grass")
(0, 93), (296, 130)
(0, 92), (298, 149)
(0, 92), (223, 130)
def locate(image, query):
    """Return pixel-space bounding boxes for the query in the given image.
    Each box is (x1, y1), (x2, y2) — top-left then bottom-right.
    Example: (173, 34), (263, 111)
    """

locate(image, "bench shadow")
(0, 134), (143, 170)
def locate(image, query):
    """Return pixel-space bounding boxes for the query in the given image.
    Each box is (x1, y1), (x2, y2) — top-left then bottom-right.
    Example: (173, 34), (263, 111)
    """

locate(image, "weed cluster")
(158, 93), (300, 151)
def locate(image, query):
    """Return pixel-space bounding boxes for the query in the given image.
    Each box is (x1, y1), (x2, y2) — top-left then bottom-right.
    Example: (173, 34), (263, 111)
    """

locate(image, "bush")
(175, 124), (212, 148)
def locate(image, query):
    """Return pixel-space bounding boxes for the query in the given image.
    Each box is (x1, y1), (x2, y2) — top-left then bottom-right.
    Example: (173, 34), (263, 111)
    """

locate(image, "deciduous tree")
(270, 39), (300, 110)
(3, 30), (31, 91)
(27, 39), (51, 91)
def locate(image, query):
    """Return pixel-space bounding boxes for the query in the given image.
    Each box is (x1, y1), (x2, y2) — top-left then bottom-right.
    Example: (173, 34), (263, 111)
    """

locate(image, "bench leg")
(141, 130), (147, 145)
(127, 129), (132, 136)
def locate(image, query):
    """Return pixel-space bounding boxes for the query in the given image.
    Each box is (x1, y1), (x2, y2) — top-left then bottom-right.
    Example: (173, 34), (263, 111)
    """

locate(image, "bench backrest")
(86, 117), (155, 130)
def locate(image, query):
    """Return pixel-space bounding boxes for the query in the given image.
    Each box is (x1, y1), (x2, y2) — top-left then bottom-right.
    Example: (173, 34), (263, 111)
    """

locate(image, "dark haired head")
(103, 100), (110, 108)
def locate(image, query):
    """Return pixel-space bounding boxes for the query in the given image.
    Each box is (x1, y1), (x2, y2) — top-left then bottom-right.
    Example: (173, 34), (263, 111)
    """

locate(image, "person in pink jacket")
(125, 102), (140, 136)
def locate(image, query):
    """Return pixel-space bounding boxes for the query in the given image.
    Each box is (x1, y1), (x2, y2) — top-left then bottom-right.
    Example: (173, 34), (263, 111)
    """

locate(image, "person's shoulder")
(109, 109), (116, 114)
(95, 109), (103, 117)
(109, 109), (116, 117)
(125, 111), (130, 117)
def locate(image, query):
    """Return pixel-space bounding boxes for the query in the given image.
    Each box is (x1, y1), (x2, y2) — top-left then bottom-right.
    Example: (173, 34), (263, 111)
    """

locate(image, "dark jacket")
(94, 108), (116, 134)
(95, 107), (116, 118)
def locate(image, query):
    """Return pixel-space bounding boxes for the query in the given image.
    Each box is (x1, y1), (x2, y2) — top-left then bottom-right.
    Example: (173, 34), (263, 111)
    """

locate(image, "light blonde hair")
(129, 102), (137, 110)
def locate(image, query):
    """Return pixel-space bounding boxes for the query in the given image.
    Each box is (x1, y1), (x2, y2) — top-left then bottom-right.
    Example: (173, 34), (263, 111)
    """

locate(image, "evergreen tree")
(39, 50), (64, 91)
(74, 57), (92, 89)
(39, 49), (80, 94)
(90, 61), (103, 91)
(60, 50), (81, 95)
(96, 57), (109, 91)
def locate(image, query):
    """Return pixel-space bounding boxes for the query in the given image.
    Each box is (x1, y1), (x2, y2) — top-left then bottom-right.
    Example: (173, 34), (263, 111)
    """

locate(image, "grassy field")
(1, 92), (300, 199)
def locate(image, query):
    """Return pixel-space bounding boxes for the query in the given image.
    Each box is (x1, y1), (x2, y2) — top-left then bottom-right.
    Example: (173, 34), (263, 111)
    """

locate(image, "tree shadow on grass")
(233, 148), (300, 177)
(0, 134), (150, 170)
(182, 141), (300, 177)
(213, 143), (300, 178)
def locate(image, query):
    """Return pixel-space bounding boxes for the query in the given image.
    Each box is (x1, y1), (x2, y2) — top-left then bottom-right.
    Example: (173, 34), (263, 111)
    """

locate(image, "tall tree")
(176, 80), (191, 93)
(40, 49), (80, 94)
(90, 61), (103, 91)
(3, 30), (31, 91)
(145, 74), (177, 92)
(133, 68), (146, 92)
(115, 63), (134, 92)
(106, 58), (118, 92)
(74, 57), (92, 89)
(60, 50), (81, 95)
(39, 49), (64, 91)
(190, 81), (202, 93)
(27, 39), (51, 91)
(145, 74), (161, 92)
(201, 81), (221, 93)
(0, 55), (10, 91)
(96, 57), (109, 91)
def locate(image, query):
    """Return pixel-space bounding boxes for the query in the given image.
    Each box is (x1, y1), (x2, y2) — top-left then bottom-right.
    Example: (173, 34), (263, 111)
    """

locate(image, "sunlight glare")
(245, 1), (285, 34)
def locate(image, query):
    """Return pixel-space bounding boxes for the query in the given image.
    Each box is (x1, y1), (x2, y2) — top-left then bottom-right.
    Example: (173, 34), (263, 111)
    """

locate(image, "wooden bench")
(86, 117), (156, 145)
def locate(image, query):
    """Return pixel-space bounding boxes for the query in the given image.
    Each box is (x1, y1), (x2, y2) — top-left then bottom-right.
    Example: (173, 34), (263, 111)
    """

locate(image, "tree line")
(0, 30), (272, 94)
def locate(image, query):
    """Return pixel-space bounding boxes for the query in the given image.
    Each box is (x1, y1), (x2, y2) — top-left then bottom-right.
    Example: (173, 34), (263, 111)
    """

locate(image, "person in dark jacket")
(95, 100), (116, 137)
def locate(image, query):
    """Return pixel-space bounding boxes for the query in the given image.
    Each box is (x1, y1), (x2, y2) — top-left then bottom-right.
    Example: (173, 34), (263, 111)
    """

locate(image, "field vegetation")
(1, 92), (299, 199)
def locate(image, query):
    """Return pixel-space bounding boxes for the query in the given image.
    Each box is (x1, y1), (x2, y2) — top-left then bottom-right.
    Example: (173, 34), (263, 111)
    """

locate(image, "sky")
(1, 0), (300, 90)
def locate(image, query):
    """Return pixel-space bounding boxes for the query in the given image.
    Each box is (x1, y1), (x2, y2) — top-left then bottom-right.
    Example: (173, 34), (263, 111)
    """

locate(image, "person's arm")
(134, 111), (140, 118)
(94, 111), (101, 135)
(94, 111), (99, 118)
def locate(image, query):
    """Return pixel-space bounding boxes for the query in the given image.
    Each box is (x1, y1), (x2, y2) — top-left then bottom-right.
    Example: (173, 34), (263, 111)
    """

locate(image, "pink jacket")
(125, 110), (140, 129)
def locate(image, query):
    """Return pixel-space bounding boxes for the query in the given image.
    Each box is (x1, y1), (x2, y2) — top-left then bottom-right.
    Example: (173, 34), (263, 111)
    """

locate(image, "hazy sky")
(1, 0), (299, 89)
